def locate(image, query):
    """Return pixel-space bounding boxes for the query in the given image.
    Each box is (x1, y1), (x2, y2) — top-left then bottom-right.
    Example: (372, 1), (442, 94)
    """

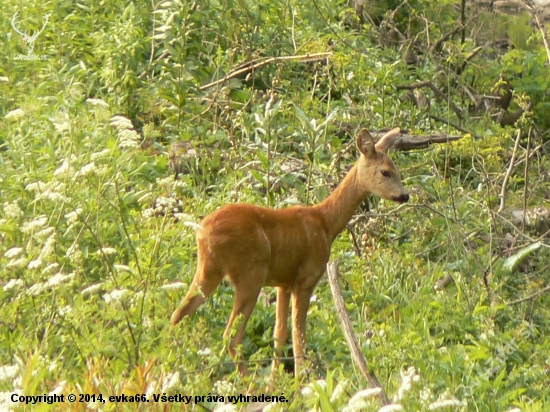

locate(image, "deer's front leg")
(291, 286), (314, 378)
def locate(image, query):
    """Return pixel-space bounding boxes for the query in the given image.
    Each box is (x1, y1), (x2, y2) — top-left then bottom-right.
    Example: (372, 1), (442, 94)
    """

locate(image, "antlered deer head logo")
(11, 12), (49, 55)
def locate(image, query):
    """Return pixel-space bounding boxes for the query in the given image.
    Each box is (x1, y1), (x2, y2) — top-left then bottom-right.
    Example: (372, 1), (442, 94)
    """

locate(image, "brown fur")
(170, 128), (409, 376)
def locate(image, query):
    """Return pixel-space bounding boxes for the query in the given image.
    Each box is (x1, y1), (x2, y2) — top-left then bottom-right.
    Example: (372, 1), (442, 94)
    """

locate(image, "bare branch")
(200, 52), (332, 91)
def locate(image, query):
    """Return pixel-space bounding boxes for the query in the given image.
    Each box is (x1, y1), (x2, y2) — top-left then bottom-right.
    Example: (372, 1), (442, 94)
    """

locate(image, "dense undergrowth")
(1, 0), (549, 410)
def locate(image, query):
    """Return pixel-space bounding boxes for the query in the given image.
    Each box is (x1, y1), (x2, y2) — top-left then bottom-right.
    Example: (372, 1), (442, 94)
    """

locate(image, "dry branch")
(395, 81), (464, 119)
(200, 52), (333, 91)
(391, 132), (462, 150)
(326, 260), (390, 405)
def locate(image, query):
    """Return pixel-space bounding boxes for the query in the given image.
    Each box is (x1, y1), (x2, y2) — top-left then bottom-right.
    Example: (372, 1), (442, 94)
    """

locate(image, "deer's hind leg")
(170, 255), (224, 325)
(223, 269), (265, 375)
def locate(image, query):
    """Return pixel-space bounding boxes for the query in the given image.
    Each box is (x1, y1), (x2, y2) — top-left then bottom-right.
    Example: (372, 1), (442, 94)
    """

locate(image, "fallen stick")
(326, 260), (390, 405)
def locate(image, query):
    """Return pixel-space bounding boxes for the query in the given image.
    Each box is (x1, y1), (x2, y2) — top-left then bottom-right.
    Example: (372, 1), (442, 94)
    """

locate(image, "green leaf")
(501, 241), (542, 273)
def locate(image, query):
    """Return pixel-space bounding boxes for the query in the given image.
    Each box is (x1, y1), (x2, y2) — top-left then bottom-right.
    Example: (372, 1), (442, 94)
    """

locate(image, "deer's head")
(356, 128), (409, 203)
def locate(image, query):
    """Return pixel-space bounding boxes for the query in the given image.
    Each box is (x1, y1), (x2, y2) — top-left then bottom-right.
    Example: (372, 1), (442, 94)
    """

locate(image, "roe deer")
(171, 128), (409, 376)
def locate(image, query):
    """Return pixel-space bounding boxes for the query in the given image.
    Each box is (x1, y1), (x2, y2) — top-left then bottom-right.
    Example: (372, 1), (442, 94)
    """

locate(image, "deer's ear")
(356, 129), (376, 158)
(375, 127), (401, 153)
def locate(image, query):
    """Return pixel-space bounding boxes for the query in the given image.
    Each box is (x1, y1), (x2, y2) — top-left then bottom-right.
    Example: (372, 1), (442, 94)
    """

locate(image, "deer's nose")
(393, 193), (409, 203)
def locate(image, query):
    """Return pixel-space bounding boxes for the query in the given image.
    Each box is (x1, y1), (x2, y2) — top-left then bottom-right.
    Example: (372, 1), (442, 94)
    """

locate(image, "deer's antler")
(11, 12), (27, 38)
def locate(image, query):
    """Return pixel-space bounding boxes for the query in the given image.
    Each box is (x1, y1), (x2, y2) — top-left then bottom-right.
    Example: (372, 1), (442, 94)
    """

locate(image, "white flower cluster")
(25, 181), (69, 203)
(27, 272), (75, 296)
(3, 279), (24, 291)
(102, 289), (130, 305)
(81, 283), (104, 296)
(21, 216), (48, 233)
(159, 282), (187, 291)
(141, 196), (183, 219)
(86, 98), (109, 108)
(110, 115), (141, 150)
(3, 201), (24, 219)
(53, 159), (75, 177)
(342, 388), (382, 412)
(5, 108), (25, 121)
(161, 371), (180, 393)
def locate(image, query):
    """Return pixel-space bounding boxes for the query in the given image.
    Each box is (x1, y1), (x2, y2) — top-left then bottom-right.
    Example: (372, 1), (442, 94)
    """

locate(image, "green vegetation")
(1, 0), (549, 411)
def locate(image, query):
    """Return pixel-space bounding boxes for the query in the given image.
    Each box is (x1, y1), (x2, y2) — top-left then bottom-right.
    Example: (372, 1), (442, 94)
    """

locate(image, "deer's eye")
(381, 170), (391, 178)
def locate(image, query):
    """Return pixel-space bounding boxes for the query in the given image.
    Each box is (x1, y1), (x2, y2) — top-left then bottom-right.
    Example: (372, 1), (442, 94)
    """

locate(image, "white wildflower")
(110, 115), (133, 130)
(43, 262), (60, 275)
(113, 264), (132, 273)
(156, 176), (176, 187)
(330, 381), (348, 403)
(21, 216), (48, 233)
(90, 149), (111, 161)
(27, 282), (47, 296)
(0, 76), (9, 82)
(347, 71), (355, 81)
(347, 388), (382, 405)
(161, 371), (180, 393)
(46, 272), (75, 288)
(5, 108), (25, 121)
(65, 208), (83, 224)
(57, 306), (72, 317)
(118, 128), (141, 149)
(4, 247), (23, 259)
(213, 380), (236, 396)
(137, 193), (153, 205)
(146, 380), (159, 398)
(39, 234), (56, 259)
(66, 243), (80, 259)
(98, 247), (117, 256)
(197, 348), (212, 356)
(6, 258), (27, 269)
(3, 279), (24, 291)
(3, 201), (23, 219)
(428, 399), (466, 410)
(141, 208), (155, 219)
(27, 259), (43, 270)
(183, 221), (204, 230)
(393, 367), (419, 402)
(86, 98), (109, 107)
(81, 283), (104, 296)
(36, 227), (55, 239)
(378, 405), (403, 412)
(160, 282), (187, 291)
(310, 294), (318, 303)
(54, 121), (70, 133)
(0, 365), (19, 382)
(49, 380), (66, 396)
(103, 289), (130, 304)
(53, 159), (75, 177)
(301, 379), (326, 398)
(79, 162), (96, 176)
(506, 409), (521, 412)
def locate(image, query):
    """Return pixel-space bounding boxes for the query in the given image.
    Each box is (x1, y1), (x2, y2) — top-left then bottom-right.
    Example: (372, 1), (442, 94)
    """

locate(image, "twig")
(429, 114), (480, 139)
(457, 45), (484, 75)
(508, 281), (550, 305)
(534, 10), (550, 64)
(396, 81), (463, 119)
(326, 260), (390, 405)
(429, 25), (463, 56)
(200, 52), (332, 90)
(498, 128), (523, 213)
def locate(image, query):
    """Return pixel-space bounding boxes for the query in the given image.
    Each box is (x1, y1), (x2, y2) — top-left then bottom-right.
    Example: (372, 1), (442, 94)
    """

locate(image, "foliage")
(1, 0), (549, 411)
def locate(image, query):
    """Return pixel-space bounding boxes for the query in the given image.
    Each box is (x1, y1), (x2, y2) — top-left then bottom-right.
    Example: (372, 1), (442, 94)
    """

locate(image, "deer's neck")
(315, 163), (369, 242)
